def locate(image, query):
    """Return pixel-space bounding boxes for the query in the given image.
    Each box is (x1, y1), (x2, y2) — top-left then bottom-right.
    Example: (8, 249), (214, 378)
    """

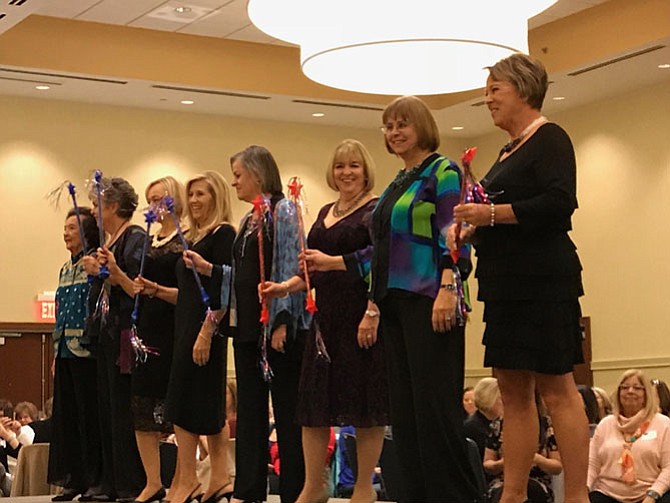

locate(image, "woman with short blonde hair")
(588, 369), (670, 503)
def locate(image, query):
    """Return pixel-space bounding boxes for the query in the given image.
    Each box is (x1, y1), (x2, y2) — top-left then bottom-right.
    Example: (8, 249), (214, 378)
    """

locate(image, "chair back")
(9, 443), (52, 497)
(465, 437), (488, 502)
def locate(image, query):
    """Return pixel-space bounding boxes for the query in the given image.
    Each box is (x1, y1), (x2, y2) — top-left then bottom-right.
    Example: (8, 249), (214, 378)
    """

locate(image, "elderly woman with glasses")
(588, 369), (670, 503)
(367, 95), (478, 503)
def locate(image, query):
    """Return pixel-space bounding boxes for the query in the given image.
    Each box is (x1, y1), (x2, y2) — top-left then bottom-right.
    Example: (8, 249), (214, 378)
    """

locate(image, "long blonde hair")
(185, 171), (233, 242)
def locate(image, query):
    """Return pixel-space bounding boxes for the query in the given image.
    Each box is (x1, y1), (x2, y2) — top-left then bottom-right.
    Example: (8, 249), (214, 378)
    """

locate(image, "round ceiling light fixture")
(248, 0), (557, 95)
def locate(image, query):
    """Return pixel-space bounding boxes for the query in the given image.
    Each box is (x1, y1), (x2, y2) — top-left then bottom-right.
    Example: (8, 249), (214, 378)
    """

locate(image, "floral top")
(53, 252), (92, 358)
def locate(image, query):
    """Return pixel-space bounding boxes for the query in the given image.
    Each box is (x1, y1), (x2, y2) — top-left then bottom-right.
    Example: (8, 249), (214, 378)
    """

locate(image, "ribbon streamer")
(252, 195), (274, 382)
(287, 177), (330, 362)
(128, 204), (161, 364)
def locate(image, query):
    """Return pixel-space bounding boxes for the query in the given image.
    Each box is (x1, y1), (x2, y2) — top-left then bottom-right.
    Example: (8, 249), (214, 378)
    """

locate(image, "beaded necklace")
(333, 190), (368, 217)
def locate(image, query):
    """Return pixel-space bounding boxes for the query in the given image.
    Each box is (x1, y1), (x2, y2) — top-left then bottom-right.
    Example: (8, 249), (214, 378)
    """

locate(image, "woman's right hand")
(357, 304), (380, 349)
(82, 254), (100, 276)
(260, 281), (289, 301)
(183, 250), (212, 276)
(133, 275), (157, 296)
(193, 333), (211, 366)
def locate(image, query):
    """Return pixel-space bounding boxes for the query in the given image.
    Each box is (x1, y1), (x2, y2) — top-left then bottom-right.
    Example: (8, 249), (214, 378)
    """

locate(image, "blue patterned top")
(53, 252), (92, 358)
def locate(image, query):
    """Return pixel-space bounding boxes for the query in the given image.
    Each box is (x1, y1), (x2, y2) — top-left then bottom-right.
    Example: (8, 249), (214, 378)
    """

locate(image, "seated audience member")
(578, 385), (601, 428)
(652, 379), (670, 417)
(0, 401), (13, 419)
(463, 387), (477, 419)
(592, 387), (613, 422)
(484, 392), (562, 503)
(0, 416), (20, 471)
(464, 377), (503, 460)
(588, 369), (670, 503)
(14, 402), (38, 426)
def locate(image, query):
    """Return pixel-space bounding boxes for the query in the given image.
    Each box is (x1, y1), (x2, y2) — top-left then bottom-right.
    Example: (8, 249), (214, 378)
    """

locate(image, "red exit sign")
(34, 292), (56, 323)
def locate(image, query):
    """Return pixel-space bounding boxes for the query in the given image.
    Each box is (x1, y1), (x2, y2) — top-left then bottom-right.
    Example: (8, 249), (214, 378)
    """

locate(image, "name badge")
(642, 430), (657, 440)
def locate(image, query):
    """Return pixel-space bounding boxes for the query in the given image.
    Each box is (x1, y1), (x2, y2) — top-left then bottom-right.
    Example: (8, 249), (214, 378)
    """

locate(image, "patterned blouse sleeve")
(206, 224), (235, 311)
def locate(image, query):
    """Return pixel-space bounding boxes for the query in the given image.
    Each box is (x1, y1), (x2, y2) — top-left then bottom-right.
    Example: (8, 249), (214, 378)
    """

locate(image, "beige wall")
(2, 79), (669, 395)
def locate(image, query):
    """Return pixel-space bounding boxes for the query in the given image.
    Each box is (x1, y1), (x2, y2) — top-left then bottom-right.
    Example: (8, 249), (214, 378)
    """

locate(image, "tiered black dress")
(475, 123), (584, 374)
(297, 199), (389, 427)
(131, 233), (183, 432)
(165, 224), (235, 435)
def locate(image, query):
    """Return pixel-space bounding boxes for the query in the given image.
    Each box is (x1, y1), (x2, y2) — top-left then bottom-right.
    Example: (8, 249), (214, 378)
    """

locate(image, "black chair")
(378, 437), (401, 502)
(465, 437), (488, 503)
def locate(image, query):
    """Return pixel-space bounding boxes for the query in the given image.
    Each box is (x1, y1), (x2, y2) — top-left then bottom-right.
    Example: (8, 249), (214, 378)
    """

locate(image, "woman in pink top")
(588, 369), (670, 503)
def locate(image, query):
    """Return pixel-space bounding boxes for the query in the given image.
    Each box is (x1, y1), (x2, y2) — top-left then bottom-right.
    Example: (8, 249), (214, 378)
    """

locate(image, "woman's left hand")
(271, 325), (287, 353)
(432, 289), (457, 333)
(453, 203), (490, 227)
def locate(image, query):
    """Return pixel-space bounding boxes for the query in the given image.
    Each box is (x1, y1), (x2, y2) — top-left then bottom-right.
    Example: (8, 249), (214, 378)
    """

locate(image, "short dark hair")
(66, 206), (100, 252)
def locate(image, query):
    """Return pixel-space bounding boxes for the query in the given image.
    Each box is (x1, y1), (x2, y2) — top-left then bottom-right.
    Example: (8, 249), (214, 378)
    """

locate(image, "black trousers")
(233, 333), (305, 503)
(380, 292), (478, 503)
(590, 490), (670, 503)
(97, 330), (145, 498)
(48, 357), (102, 491)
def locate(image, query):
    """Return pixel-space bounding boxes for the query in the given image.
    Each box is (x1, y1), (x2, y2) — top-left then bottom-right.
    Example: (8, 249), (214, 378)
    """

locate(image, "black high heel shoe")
(172, 483), (204, 503)
(133, 487), (167, 503)
(202, 485), (234, 503)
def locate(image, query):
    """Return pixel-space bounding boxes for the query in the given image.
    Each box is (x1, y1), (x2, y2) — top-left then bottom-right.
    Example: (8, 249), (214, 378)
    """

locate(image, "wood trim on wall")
(0, 322), (54, 334)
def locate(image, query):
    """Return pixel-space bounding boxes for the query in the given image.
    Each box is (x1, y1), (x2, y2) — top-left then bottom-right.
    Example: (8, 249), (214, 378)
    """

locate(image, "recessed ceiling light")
(35, 85), (50, 90)
(451, 126), (464, 131)
(658, 64), (670, 69)
(312, 112), (325, 117)
(180, 100), (194, 105)
(552, 96), (566, 101)
(174, 6), (192, 13)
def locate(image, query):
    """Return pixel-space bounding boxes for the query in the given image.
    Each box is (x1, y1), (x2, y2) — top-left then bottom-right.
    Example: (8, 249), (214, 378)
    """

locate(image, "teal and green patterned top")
(371, 153), (471, 301)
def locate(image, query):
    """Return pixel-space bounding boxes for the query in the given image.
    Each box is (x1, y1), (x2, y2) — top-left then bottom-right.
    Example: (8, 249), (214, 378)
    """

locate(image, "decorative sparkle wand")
(287, 177), (329, 362)
(93, 171), (110, 280)
(128, 205), (161, 363)
(450, 147), (489, 325)
(253, 194), (274, 382)
(164, 196), (219, 329)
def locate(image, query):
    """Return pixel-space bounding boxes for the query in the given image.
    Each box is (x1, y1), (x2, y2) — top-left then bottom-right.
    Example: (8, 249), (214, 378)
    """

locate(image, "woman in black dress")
(121, 176), (187, 503)
(164, 171), (236, 503)
(263, 139), (389, 503)
(83, 177), (146, 501)
(452, 53), (588, 503)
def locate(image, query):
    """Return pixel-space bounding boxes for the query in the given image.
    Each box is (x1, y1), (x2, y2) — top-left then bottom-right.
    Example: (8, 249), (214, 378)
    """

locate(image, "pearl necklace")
(333, 190), (368, 217)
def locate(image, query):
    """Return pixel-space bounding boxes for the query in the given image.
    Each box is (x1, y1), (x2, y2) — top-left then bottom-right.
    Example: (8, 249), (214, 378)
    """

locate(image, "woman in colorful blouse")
(49, 207), (103, 501)
(588, 369), (670, 503)
(368, 95), (477, 503)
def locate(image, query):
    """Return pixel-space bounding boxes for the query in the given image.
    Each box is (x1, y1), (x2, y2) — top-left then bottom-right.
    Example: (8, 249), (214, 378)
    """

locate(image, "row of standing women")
(50, 52), (590, 503)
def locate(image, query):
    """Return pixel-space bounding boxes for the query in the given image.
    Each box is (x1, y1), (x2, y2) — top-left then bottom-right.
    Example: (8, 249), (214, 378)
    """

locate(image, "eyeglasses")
(381, 120), (411, 134)
(619, 384), (645, 392)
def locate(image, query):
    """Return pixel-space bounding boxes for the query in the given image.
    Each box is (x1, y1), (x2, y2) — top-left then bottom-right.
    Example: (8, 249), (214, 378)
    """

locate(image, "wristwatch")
(365, 309), (379, 318)
(647, 490), (661, 501)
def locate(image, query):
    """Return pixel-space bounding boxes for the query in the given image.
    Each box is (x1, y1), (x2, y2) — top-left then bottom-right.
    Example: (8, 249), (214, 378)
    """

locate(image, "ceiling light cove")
(247, 0), (558, 95)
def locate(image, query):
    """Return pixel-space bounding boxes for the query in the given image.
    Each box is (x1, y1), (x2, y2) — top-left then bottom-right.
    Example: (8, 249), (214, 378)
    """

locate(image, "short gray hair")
(488, 53), (548, 110)
(230, 145), (282, 196)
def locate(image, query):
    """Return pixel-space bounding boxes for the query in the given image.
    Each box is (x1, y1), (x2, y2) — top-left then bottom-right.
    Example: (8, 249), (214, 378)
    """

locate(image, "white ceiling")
(1, 0), (669, 138)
